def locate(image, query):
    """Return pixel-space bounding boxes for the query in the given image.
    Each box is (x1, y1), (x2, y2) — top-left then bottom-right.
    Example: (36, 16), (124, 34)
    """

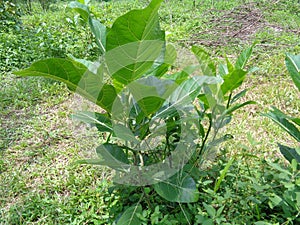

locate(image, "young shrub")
(14, 0), (256, 223)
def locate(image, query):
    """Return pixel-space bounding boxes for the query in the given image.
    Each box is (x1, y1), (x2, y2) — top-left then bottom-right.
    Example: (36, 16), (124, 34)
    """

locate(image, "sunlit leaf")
(221, 69), (247, 95)
(263, 107), (300, 142)
(105, 0), (164, 84)
(191, 46), (216, 76)
(14, 58), (117, 112)
(285, 53), (300, 92)
(235, 45), (254, 70)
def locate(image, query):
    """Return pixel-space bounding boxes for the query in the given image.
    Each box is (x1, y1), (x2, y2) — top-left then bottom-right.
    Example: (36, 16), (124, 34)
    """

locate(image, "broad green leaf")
(116, 204), (142, 225)
(162, 71), (189, 84)
(146, 44), (177, 77)
(278, 144), (300, 164)
(89, 18), (106, 54)
(67, 54), (98, 74)
(113, 124), (139, 144)
(191, 46), (216, 76)
(14, 58), (87, 87)
(154, 76), (223, 119)
(285, 53), (300, 92)
(14, 58), (117, 112)
(154, 172), (199, 203)
(106, 0), (164, 50)
(162, 65), (198, 84)
(137, 96), (164, 116)
(268, 194), (283, 209)
(96, 143), (130, 171)
(68, 1), (89, 22)
(97, 84), (117, 112)
(105, 0), (164, 84)
(127, 76), (177, 115)
(221, 69), (247, 95)
(263, 107), (300, 142)
(225, 56), (234, 74)
(203, 219), (214, 225)
(71, 111), (112, 132)
(235, 45), (254, 70)
(105, 40), (164, 84)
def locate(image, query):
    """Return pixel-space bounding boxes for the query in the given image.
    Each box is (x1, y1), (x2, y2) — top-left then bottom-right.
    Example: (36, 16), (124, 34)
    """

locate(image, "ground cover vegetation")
(0, 0), (300, 224)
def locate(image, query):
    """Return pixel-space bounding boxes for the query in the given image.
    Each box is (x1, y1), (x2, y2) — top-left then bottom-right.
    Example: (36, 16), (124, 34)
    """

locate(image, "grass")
(0, 0), (300, 224)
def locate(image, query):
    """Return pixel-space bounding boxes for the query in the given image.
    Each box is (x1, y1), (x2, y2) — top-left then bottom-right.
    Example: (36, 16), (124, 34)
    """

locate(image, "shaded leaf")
(203, 203), (216, 218)
(113, 124), (139, 144)
(116, 204), (142, 225)
(89, 18), (106, 54)
(68, 1), (89, 22)
(155, 76), (223, 119)
(278, 144), (300, 164)
(154, 172), (199, 203)
(127, 76), (177, 115)
(71, 111), (112, 132)
(230, 89), (248, 104)
(96, 143), (130, 171)
(146, 43), (177, 77)
(162, 65), (198, 84)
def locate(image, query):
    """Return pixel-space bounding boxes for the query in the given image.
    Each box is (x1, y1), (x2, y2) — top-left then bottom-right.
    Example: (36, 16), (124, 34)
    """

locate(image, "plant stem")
(141, 187), (153, 210)
(199, 114), (213, 157)
(226, 92), (232, 109)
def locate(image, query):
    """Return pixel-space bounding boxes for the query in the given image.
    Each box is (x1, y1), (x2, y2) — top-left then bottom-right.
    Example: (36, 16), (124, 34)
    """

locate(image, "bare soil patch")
(189, 2), (300, 47)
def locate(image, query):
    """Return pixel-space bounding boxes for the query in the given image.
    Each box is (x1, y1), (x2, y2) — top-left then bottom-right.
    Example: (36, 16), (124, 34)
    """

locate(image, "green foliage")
(0, 4), (96, 73)
(286, 53), (300, 92)
(0, 0), (21, 31)
(4, 0), (300, 224)
(154, 173), (199, 203)
(14, 0), (256, 223)
(264, 53), (300, 167)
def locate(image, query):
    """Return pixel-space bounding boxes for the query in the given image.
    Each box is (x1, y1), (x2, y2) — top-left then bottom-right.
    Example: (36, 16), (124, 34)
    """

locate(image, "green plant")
(0, 0), (22, 31)
(14, 0), (256, 223)
(264, 53), (300, 166)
